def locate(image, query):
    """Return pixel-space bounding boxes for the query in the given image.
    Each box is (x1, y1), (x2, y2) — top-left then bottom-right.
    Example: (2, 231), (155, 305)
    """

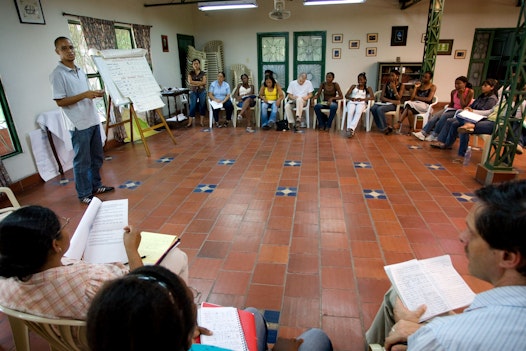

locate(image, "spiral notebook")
(197, 304), (256, 351)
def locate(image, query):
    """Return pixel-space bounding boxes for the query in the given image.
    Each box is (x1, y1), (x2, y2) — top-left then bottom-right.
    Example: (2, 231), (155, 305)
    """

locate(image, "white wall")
(0, 0), (519, 182)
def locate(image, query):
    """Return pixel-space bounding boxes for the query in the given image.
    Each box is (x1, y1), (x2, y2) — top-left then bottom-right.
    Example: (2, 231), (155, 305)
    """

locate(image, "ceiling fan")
(269, 0), (291, 20)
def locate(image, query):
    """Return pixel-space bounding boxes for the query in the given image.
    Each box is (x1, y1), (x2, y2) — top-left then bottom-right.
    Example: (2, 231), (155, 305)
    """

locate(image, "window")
(67, 21), (135, 117)
(0, 78), (22, 159)
(257, 32), (289, 89)
(293, 31), (326, 91)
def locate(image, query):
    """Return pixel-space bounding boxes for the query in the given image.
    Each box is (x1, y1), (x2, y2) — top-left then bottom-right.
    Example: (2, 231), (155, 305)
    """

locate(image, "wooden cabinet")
(376, 62), (422, 92)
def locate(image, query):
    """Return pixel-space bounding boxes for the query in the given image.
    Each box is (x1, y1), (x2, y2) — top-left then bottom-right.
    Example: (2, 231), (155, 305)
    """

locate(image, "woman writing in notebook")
(0, 205), (188, 320)
(87, 265), (334, 351)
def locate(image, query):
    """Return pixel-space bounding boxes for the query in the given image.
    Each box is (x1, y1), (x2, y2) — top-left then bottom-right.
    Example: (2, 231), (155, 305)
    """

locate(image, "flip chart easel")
(90, 48), (176, 156)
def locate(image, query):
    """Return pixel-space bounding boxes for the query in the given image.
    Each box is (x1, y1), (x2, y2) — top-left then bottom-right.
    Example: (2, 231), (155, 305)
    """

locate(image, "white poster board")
(89, 48), (164, 112)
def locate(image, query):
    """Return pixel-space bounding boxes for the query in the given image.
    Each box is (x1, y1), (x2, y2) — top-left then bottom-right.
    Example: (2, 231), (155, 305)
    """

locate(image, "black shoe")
(80, 196), (93, 204)
(93, 186), (114, 194)
(262, 125), (270, 130)
(268, 121), (275, 129)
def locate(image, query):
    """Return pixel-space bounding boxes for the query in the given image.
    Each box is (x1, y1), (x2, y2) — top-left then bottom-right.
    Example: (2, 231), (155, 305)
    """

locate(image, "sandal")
(457, 126), (474, 134)
(431, 141), (447, 149)
(384, 126), (393, 135)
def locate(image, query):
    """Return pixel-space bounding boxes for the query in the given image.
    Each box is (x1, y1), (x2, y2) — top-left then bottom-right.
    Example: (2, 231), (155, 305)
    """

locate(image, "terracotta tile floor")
(0, 120), (523, 351)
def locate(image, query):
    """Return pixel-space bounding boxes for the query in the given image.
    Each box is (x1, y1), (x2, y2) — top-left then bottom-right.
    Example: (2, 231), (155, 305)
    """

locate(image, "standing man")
(285, 72), (314, 131)
(367, 179), (526, 351)
(50, 37), (114, 204)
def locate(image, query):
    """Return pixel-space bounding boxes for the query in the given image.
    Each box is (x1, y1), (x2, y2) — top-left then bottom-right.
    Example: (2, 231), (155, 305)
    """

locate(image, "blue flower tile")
(452, 192), (477, 202)
(284, 160), (301, 167)
(363, 189), (387, 200)
(218, 159), (235, 165)
(408, 145), (423, 149)
(354, 161), (372, 169)
(202, 128), (211, 132)
(194, 184), (217, 193)
(425, 163), (445, 170)
(104, 156), (113, 161)
(156, 157), (174, 163)
(118, 180), (142, 190)
(276, 186), (297, 196)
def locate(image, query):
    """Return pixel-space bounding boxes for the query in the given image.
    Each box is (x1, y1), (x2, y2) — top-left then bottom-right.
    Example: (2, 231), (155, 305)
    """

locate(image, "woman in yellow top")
(258, 75), (284, 130)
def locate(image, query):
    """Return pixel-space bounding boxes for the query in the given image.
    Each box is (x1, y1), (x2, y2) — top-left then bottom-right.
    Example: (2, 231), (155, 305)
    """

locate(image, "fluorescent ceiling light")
(198, 1), (257, 11)
(304, 0), (365, 5)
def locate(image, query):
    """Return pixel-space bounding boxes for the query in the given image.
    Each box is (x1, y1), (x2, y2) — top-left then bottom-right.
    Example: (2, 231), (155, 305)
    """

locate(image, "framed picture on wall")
(349, 40), (360, 49)
(454, 50), (467, 59)
(332, 34), (343, 43)
(437, 39), (454, 55)
(391, 26), (408, 46)
(332, 48), (342, 59)
(366, 47), (377, 57)
(14, 0), (45, 24)
(161, 35), (169, 52)
(367, 33), (378, 43)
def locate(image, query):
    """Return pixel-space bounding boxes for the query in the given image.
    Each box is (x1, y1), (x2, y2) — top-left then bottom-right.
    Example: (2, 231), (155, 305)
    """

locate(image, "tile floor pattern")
(1, 122), (524, 351)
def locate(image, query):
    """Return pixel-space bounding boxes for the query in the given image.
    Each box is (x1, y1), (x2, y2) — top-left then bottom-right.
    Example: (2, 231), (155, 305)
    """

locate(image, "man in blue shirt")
(50, 37), (114, 204)
(368, 179), (526, 351)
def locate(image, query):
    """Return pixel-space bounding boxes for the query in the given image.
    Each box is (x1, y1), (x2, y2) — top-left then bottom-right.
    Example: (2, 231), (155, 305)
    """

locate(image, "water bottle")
(463, 146), (472, 166)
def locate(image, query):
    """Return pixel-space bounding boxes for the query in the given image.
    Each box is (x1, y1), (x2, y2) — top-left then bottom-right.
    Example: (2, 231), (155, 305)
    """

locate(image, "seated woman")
(233, 73), (256, 133)
(208, 71), (234, 128)
(258, 74), (284, 130)
(413, 76), (473, 141)
(312, 72), (343, 131)
(398, 71), (436, 134)
(87, 265), (334, 351)
(187, 58), (207, 127)
(370, 70), (405, 134)
(431, 78), (499, 150)
(0, 205), (188, 320)
(343, 72), (374, 138)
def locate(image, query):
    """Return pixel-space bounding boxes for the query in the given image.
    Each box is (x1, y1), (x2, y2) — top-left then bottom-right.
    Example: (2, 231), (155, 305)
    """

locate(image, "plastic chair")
(0, 304), (87, 351)
(313, 98), (345, 132)
(231, 84), (257, 128)
(412, 96), (438, 131)
(0, 187), (20, 222)
(207, 97), (234, 128)
(340, 90), (381, 132)
(284, 96), (311, 128)
(385, 104), (401, 131)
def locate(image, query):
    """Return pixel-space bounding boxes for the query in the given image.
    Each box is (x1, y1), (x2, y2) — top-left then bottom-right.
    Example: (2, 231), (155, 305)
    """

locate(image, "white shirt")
(287, 79), (314, 98)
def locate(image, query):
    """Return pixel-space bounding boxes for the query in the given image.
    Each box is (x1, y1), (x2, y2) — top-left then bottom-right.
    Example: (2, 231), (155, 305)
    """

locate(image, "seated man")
(366, 179), (526, 350)
(285, 72), (314, 131)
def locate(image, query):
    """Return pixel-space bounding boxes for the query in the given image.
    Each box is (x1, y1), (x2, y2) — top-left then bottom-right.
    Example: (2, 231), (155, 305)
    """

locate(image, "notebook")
(197, 303), (257, 351)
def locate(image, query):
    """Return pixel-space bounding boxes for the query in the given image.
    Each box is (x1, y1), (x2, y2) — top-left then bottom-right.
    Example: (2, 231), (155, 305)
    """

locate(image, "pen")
(124, 255), (147, 265)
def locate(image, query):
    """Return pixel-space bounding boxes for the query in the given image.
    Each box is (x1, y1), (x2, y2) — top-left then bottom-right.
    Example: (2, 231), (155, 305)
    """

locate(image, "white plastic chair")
(340, 90), (381, 132)
(0, 304), (87, 351)
(257, 98), (284, 128)
(207, 97), (234, 128)
(312, 92), (344, 131)
(231, 81), (257, 129)
(0, 187), (20, 222)
(284, 96), (311, 128)
(413, 96), (438, 131)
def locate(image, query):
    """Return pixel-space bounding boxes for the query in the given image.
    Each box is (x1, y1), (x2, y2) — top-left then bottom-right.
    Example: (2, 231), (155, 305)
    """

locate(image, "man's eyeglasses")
(57, 216), (70, 235)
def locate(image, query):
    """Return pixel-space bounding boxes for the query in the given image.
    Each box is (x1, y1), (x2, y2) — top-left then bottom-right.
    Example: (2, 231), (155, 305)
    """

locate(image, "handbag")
(276, 119), (289, 131)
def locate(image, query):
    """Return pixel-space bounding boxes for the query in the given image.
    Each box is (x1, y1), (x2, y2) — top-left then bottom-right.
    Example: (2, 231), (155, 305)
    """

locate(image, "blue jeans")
(261, 101), (279, 126)
(431, 109), (457, 136)
(71, 125), (103, 199)
(189, 90), (207, 117)
(370, 103), (396, 131)
(244, 307), (333, 351)
(314, 102), (338, 128)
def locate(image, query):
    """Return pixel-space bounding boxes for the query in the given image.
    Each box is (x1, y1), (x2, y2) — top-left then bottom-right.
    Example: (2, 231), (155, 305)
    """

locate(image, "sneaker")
(262, 124), (270, 130)
(222, 121), (229, 128)
(246, 127), (255, 133)
(80, 196), (93, 204)
(346, 129), (352, 138)
(412, 131), (426, 141)
(268, 120), (275, 129)
(300, 121), (307, 128)
(425, 134), (437, 142)
(293, 125), (299, 133)
(215, 122), (222, 128)
(93, 186), (115, 194)
(237, 114), (243, 120)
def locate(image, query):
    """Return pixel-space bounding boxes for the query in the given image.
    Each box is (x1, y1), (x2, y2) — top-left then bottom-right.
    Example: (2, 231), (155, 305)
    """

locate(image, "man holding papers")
(366, 179), (526, 350)
(0, 205), (188, 320)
